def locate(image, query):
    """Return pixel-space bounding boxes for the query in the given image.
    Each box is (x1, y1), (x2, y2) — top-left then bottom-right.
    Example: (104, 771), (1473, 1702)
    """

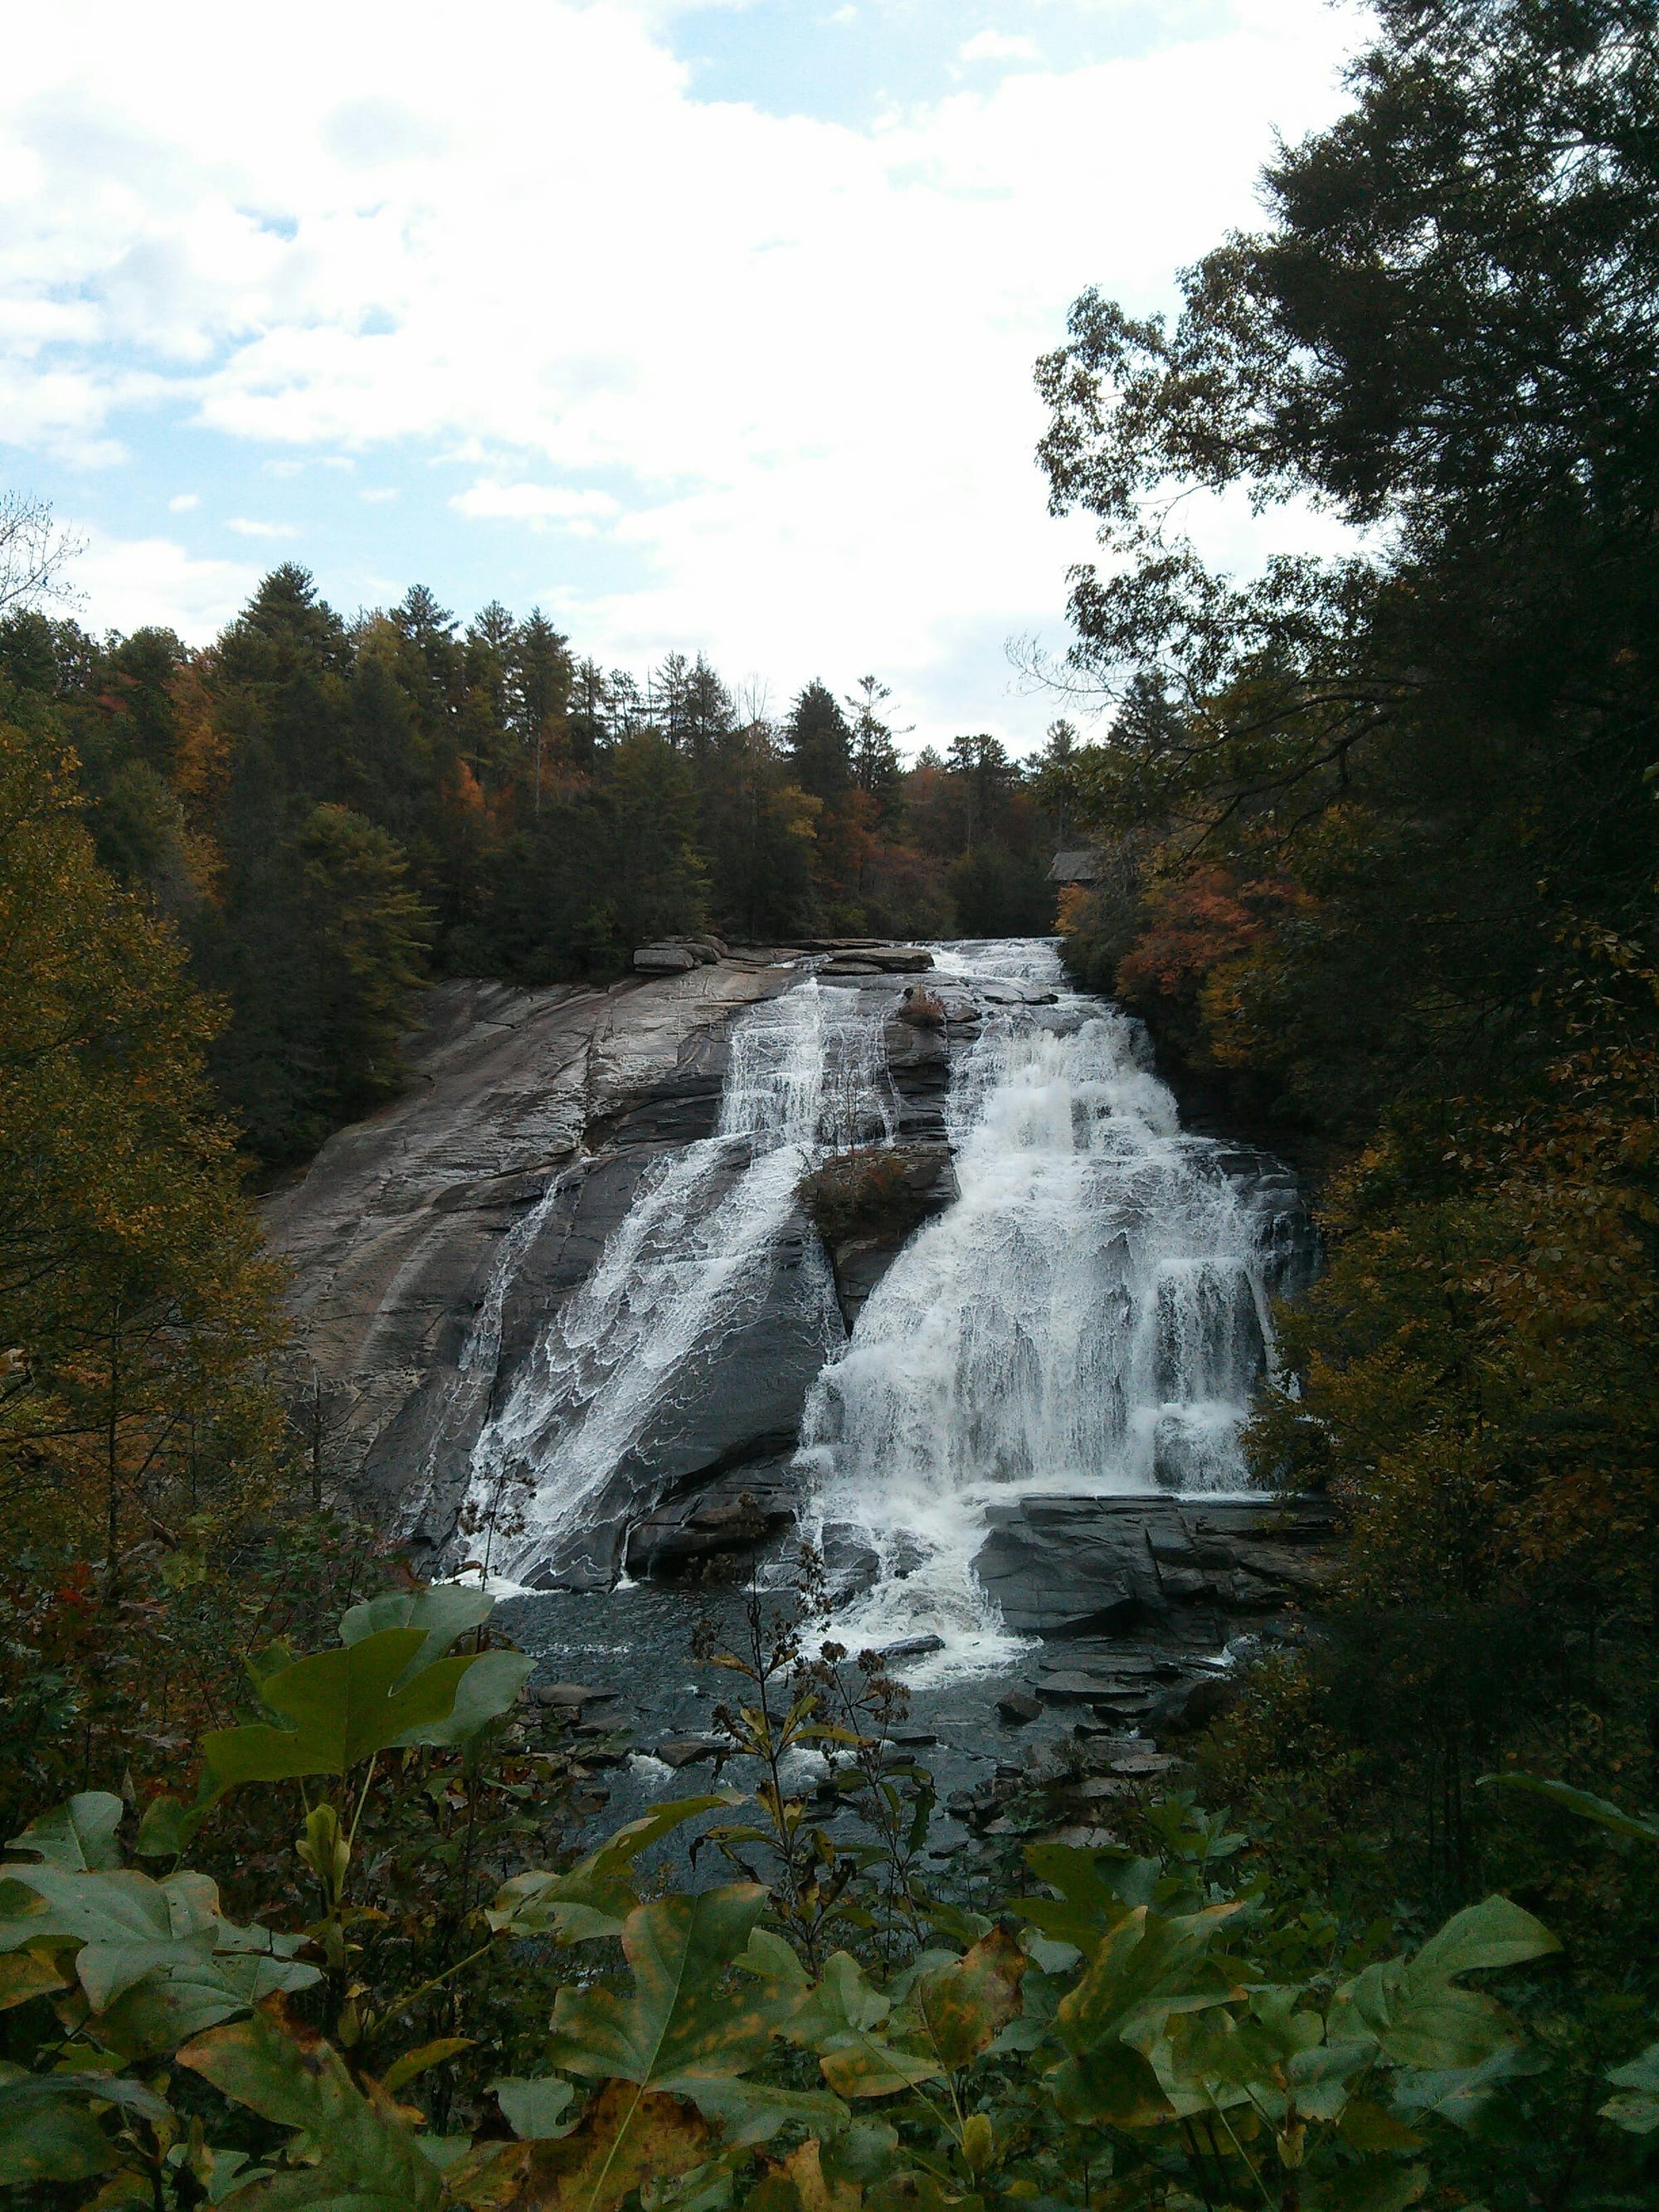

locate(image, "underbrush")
(2, 1564), (1657, 2210)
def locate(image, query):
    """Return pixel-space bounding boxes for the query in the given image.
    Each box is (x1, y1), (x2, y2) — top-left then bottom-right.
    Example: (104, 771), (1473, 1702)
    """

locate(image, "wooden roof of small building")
(1048, 848), (1107, 885)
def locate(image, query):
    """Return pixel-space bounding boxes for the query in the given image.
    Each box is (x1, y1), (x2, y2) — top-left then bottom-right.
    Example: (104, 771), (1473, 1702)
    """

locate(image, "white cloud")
(73, 527), (261, 637)
(452, 479), (621, 532)
(168, 491), (198, 511)
(226, 516), (296, 538)
(360, 485), (397, 503)
(1, 0), (1367, 742)
(959, 30), (1042, 64)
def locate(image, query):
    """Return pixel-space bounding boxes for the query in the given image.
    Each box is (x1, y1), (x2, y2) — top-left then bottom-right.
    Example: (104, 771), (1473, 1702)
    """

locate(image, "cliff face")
(263, 959), (801, 1558)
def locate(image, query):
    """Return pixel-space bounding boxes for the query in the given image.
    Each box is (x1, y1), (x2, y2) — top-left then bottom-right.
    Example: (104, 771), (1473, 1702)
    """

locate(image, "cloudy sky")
(2, 0), (1366, 751)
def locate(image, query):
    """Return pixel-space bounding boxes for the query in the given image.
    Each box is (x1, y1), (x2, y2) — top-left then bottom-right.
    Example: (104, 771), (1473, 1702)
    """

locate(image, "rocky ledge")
(263, 958), (804, 1552)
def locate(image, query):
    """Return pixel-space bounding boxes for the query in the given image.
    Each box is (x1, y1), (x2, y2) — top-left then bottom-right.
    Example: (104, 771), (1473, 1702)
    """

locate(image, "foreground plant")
(0, 1585), (1579, 2211)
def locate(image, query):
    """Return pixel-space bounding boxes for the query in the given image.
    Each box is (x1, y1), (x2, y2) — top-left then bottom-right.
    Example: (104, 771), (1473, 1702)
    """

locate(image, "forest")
(0, 582), (1060, 1167)
(2, 2), (1657, 2209)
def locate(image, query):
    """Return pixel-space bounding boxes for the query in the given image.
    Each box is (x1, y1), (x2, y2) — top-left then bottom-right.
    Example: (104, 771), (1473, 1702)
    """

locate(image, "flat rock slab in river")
(971, 1494), (1335, 1638)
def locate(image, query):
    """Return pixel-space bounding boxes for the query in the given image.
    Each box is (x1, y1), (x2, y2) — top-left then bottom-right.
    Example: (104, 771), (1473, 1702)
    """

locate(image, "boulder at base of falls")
(973, 1497), (1174, 1637)
(972, 1493), (1339, 1638)
(624, 1461), (799, 1578)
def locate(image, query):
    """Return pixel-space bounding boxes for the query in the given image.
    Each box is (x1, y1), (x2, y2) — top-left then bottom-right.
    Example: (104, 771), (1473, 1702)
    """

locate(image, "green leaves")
(202, 1628), (490, 1795)
(1600, 2039), (1659, 2136)
(0, 2068), (168, 2186)
(7, 1791), (124, 1870)
(1481, 1772), (1659, 1845)
(178, 1995), (445, 2212)
(0, 1845), (319, 2056)
(489, 1795), (737, 1944)
(904, 1928), (1029, 2074)
(1327, 1897), (1558, 2072)
(547, 1884), (781, 2090)
(789, 1952), (942, 2100)
(199, 1592), (531, 1803)
(491, 2073), (576, 2140)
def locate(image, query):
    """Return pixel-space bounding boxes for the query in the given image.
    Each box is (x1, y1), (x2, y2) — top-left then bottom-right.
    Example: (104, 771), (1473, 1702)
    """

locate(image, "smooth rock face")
(971, 1494), (1335, 1638)
(262, 960), (798, 1554)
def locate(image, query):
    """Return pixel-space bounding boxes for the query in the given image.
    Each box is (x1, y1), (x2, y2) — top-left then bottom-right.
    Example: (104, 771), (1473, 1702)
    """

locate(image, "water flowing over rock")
(795, 940), (1316, 1676)
(267, 940), (1316, 1686)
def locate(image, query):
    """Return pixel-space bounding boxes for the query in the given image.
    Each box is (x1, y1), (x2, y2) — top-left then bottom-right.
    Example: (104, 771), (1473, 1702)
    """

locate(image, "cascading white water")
(465, 978), (893, 1583)
(798, 939), (1290, 1675)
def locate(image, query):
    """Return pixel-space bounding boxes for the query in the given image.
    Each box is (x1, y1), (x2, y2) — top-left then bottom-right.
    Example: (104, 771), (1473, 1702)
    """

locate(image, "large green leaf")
(679, 2076), (849, 2147)
(1480, 1773), (1659, 1844)
(1155, 1987), (1324, 2120)
(1055, 1902), (1245, 2054)
(489, 1796), (736, 1944)
(393, 1648), (532, 1749)
(1601, 2039), (1659, 2135)
(546, 1884), (784, 2089)
(1047, 2040), (1173, 2128)
(0, 2069), (169, 2186)
(7, 1792), (124, 1870)
(1044, 1901), (1244, 2129)
(491, 2074), (577, 2140)
(338, 1588), (533, 1744)
(201, 1627), (488, 1794)
(95, 1941), (321, 2059)
(1329, 1896), (1557, 2072)
(0, 1857), (318, 2054)
(1018, 1845), (1155, 1953)
(902, 1929), (1029, 2073)
(339, 1584), (495, 1675)
(788, 1952), (943, 2100)
(1408, 1896), (1559, 1984)
(178, 1996), (443, 2211)
(0, 1860), (212, 1954)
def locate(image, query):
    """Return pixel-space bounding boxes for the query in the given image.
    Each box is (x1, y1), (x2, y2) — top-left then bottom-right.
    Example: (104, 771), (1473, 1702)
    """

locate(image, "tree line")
(0, 579), (1063, 1167)
(1044, 0), (1659, 2137)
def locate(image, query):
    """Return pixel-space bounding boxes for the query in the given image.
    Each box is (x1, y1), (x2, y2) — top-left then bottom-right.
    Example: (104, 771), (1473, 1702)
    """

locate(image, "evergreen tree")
(846, 674), (906, 824)
(785, 679), (854, 800)
(508, 610), (572, 815)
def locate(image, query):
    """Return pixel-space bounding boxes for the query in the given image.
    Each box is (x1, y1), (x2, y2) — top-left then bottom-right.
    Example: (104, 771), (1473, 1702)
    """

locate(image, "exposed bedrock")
(971, 1494), (1338, 1640)
(262, 959), (809, 1555)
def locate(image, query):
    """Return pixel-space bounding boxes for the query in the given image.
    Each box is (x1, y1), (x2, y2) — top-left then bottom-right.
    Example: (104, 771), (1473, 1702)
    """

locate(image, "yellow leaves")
(450, 2081), (711, 2212)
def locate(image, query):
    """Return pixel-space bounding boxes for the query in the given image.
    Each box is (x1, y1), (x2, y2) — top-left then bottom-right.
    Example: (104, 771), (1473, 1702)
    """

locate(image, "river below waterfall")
(473, 936), (1315, 1847)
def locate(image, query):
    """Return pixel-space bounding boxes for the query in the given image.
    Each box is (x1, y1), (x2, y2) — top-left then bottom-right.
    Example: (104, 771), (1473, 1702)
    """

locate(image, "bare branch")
(0, 492), (85, 619)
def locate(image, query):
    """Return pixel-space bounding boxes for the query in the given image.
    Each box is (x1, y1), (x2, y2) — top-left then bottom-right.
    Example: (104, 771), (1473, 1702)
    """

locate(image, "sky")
(1, 0), (1368, 754)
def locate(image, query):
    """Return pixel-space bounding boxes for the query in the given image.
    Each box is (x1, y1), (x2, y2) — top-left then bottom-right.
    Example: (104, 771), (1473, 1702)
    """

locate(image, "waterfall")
(798, 938), (1304, 1675)
(465, 977), (893, 1585)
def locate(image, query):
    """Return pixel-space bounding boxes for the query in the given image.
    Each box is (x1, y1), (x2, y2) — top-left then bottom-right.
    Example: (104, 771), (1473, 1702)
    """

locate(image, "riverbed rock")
(624, 1463), (800, 1578)
(634, 945), (700, 972)
(261, 959), (808, 1561)
(971, 1494), (1336, 1638)
(655, 1735), (728, 1769)
(822, 947), (933, 975)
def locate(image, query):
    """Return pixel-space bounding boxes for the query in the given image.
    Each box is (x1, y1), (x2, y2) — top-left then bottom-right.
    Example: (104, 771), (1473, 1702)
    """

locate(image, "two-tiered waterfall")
(455, 940), (1309, 1670)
